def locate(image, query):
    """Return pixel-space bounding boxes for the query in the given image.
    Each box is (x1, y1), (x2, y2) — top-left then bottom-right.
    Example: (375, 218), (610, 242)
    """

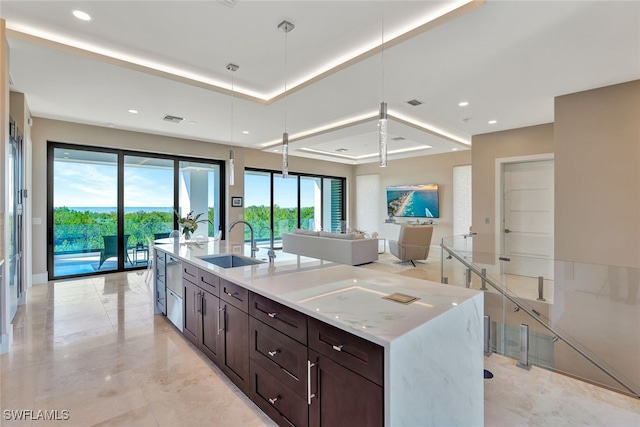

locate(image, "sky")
(54, 161), (310, 209)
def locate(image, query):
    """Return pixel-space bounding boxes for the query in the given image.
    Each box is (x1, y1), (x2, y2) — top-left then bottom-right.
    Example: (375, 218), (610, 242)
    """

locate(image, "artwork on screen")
(387, 184), (439, 218)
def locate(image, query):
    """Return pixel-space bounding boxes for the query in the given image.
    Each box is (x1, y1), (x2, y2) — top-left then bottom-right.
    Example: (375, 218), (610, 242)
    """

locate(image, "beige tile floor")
(1, 267), (639, 426)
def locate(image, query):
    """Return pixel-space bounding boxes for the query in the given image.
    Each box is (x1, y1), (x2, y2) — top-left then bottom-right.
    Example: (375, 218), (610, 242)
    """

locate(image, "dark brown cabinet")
(308, 317), (384, 427)
(251, 359), (309, 427)
(182, 271), (221, 365)
(308, 350), (383, 427)
(249, 293), (309, 427)
(219, 278), (250, 394)
(174, 260), (386, 427)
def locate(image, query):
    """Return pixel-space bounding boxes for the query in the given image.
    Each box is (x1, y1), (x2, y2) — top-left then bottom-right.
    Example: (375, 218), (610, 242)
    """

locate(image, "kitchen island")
(154, 240), (483, 427)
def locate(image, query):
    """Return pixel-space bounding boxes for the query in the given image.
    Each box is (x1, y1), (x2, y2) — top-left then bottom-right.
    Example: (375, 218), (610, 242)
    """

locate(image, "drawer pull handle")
(268, 396), (279, 405)
(307, 360), (316, 405)
(218, 306), (226, 334)
(268, 350), (279, 357)
(267, 312), (277, 318)
(332, 344), (344, 352)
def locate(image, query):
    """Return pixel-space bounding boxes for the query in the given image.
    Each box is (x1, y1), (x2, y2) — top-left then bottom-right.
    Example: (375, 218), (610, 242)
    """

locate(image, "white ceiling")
(2, 0), (639, 165)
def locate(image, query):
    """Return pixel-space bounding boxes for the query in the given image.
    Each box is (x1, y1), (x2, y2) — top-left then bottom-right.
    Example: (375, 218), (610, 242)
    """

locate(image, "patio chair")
(98, 235), (131, 269)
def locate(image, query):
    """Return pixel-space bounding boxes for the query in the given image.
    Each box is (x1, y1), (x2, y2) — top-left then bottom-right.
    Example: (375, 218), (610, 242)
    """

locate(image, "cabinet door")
(222, 302), (249, 394)
(183, 279), (200, 346)
(200, 289), (221, 365)
(309, 350), (383, 427)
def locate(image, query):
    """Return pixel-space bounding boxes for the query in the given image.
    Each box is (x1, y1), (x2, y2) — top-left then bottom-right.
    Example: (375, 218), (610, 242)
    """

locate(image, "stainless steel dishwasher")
(165, 255), (183, 332)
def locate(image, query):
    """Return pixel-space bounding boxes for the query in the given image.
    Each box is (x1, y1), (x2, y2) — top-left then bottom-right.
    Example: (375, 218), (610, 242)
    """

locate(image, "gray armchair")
(388, 224), (434, 266)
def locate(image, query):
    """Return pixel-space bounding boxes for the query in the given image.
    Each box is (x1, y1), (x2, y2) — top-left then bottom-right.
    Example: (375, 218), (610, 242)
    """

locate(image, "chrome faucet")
(259, 227), (277, 265)
(229, 220), (258, 258)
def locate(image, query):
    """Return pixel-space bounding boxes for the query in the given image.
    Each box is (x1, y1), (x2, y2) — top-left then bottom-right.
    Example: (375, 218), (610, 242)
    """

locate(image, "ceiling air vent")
(407, 99), (423, 107)
(163, 114), (185, 124)
(392, 137), (406, 141)
(335, 148), (348, 152)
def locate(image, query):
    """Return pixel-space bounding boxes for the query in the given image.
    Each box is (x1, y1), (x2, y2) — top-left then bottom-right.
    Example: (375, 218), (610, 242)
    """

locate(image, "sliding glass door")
(50, 147), (119, 276)
(49, 143), (224, 279)
(124, 155), (174, 268)
(244, 168), (345, 248)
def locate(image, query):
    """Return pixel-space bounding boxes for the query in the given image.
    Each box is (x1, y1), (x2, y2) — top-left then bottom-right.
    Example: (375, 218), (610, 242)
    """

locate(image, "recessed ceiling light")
(128, 109), (138, 114)
(189, 121), (197, 125)
(242, 130), (249, 134)
(488, 120), (497, 124)
(458, 101), (469, 107)
(72, 10), (91, 21)
(451, 148), (459, 151)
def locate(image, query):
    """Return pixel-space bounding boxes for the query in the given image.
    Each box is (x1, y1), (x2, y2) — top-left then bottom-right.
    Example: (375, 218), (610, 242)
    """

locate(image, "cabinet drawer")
(250, 292), (307, 344)
(308, 317), (383, 387)
(220, 278), (248, 312)
(199, 269), (220, 296)
(250, 361), (308, 427)
(250, 317), (307, 398)
(182, 262), (198, 283)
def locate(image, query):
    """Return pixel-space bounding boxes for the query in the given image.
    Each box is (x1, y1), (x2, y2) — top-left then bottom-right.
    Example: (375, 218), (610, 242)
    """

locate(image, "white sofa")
(282, 230), (378, 266)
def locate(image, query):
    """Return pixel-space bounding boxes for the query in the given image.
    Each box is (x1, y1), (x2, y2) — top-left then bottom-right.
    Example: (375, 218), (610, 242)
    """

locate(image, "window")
(244, 168), (345, 247)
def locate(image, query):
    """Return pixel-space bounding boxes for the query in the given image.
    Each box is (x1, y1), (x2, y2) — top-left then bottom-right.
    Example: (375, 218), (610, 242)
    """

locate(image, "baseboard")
(32, 273), (48, 285)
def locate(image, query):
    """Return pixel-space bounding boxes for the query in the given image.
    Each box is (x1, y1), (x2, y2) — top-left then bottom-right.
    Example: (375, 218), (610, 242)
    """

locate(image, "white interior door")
(503, 160), (554, 279)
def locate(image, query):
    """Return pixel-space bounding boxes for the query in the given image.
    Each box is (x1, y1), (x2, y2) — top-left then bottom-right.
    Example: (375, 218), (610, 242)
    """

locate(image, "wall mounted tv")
(387, 184), (439, 218)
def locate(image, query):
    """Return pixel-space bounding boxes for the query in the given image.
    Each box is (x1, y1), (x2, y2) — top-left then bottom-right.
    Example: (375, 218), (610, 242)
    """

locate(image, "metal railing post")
(442, 277), (448, 285)
(484, 315), (492, 356)
(517, 324), (531, 370)
(481, 268), (488, 290)
(537, 276), (546, 301)
(465, 268), (471, 288)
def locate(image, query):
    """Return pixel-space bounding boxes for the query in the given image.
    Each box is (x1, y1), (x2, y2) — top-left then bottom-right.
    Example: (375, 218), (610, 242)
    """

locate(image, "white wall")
(354, 150), (472, 247)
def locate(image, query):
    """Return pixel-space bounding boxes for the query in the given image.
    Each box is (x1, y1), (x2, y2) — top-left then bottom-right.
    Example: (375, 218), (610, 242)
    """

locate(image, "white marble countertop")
(154, 240), (481, 347)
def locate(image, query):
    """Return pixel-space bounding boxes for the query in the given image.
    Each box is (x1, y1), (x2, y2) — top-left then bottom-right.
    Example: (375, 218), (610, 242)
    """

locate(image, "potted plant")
(175, 210), (211, 241)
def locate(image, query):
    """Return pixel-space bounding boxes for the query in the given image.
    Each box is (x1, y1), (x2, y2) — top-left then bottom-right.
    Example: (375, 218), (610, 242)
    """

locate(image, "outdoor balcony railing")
(440, 234), (639, 398)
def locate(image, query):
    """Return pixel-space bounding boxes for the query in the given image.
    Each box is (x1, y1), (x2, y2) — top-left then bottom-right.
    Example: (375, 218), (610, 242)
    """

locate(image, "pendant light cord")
(284, 29), (288, 133)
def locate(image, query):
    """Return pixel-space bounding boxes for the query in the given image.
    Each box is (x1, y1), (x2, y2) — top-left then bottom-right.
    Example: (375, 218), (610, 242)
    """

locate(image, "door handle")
(504, 229), (511, 233)
(268, 350), (279, 357)
(307, 360), (317, 405)
(201, 295), (206, 315)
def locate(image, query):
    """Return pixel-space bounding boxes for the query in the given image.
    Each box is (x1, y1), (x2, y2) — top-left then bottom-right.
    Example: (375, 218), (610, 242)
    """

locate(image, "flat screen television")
(386, 184), (439, 218)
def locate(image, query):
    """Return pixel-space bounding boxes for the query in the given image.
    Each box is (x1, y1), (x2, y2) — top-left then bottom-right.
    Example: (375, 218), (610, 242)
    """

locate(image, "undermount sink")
(198, 254), (264, 268)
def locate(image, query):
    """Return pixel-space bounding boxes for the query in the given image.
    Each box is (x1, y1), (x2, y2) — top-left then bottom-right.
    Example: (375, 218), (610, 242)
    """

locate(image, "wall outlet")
(484, 217), (490, 224)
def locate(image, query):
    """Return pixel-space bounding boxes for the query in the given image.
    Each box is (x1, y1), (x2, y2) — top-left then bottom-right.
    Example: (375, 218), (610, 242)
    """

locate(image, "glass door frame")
(47, 142), (225, 280)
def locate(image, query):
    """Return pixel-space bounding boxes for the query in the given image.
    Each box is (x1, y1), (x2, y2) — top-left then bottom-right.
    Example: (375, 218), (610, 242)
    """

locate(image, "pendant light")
(379, 3), (388, 168)
(227, 63), (238, 185)
(278, 20), (295, 178)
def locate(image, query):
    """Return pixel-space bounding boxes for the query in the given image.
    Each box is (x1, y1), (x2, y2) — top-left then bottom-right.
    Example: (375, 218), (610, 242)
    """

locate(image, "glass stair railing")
(441, 234), (640, 398)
